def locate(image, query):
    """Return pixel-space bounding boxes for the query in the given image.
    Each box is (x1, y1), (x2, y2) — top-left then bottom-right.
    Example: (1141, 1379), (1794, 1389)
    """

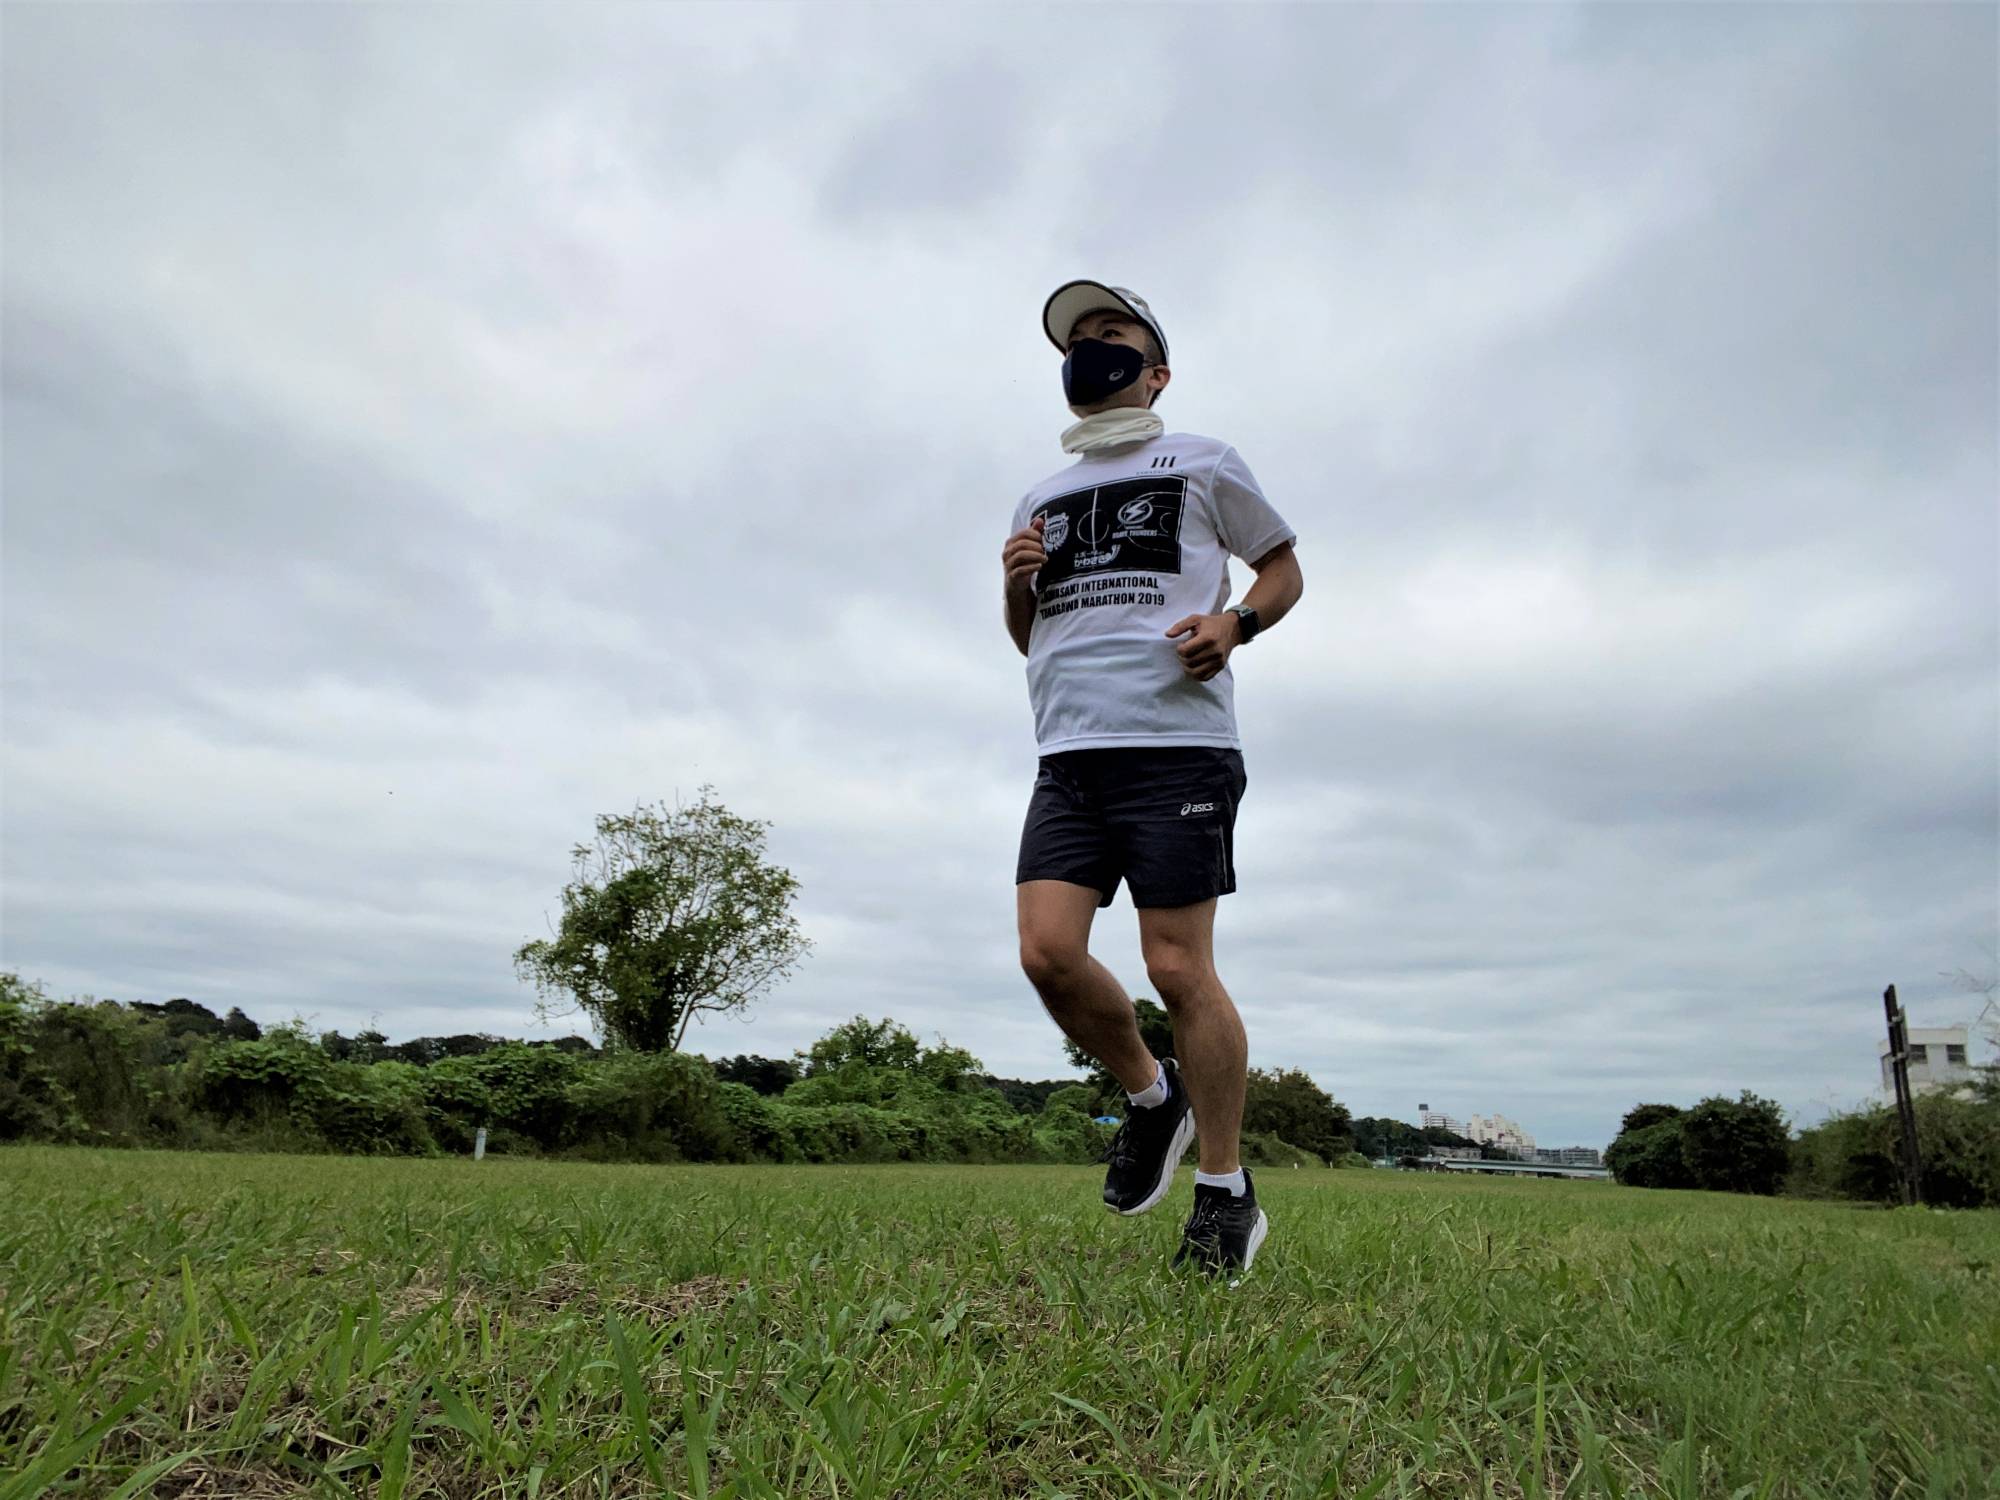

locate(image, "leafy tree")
(979, 1076), (1090, 1115)
(1242, 1067), (1352, 1161)
(1680, 1091), (1789, 1196)
(798, 1017), (984, 1091)
(1605, 1118), (1695, 1188)
(713, 1053), (799, 1096)
(1040, 1083), (1098, 1117)
(515, 789), (810, 1052)
(386, 1033), (504, 1066)
(1353, 1116), (1423, 1159)
(220, 1007), (261, 1041)
(801, 1017), (922, 1074)
(1620, 1102), (1684, 1136)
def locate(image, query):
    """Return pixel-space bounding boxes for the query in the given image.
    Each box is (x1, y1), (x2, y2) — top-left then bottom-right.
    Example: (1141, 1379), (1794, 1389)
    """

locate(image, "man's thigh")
(1016, 879), (1104, 962)
(1137, 897), (1219, 974)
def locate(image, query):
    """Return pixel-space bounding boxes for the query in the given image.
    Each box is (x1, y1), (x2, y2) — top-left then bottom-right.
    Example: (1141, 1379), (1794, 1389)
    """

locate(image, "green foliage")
(514, 789), (810, 1052)
(1039, 1083), (1098, 1118)
(1606, 1118), (1696, 1189)
(711, 1053), (799, 1095)
(564, 1050), (730, 1162)
(981, 1075), (1089, 1115)
(1242, 1067), (1351, 1162)
(1620, 1102), (1685, 1136)
(1352, 1116), (1424, 1160)
(1029, 1107), (1114, 1164)
(191, 1034), (328, 1125)
(312, 1060), (436, 1156)
(799, 1016), (922, 1074)
(0, 974), (85, 1142)
(1790, 1090), (2000, 1208)
(1608, 1093), (1790, 1195)
(458, 1042), (583, 1151)
(1241, 1131), (1324, 1168)
(1680, 1092), (1790, 1196)
(0, 979), (1352, 1170)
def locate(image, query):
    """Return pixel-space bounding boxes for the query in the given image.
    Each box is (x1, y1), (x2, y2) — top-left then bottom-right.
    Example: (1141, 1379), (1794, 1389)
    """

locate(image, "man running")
(1002, 280), (1305, 1277)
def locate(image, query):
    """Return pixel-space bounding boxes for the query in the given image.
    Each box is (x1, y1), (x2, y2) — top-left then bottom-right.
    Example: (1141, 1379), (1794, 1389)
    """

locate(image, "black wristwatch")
(1226, 604), (1261, 643)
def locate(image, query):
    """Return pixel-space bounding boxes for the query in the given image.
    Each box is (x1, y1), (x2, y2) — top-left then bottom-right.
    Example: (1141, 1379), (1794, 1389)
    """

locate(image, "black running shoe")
(1173, 1169), (1269, 1280)
(1100, 1058), (1197, 1215)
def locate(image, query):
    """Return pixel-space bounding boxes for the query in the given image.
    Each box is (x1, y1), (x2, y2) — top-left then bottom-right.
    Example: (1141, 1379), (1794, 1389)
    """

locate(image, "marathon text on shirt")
(1035, 572), (1168, 620)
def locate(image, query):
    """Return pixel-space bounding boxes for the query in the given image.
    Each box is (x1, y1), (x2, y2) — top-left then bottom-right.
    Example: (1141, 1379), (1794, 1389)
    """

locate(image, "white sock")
(1195, 1168), (1248, 1197)
(1125, 1061), (1168, 1109)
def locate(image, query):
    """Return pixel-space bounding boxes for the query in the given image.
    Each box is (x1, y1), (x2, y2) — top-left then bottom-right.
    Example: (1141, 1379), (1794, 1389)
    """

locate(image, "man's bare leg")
(1138, 899), (1246, 1175)
(1017, 880), (1159, 1093)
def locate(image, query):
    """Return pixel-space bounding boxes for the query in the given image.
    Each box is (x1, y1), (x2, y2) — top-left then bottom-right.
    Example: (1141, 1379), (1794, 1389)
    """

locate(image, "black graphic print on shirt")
(1030, 475), (1186, 589)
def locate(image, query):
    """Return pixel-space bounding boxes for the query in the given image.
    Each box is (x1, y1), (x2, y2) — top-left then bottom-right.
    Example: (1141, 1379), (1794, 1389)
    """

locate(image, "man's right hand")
(1002, 516), (1047, 595)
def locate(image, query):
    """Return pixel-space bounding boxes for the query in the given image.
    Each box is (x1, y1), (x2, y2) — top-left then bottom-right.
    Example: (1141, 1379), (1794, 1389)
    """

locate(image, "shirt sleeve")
(1210, 445), (1297, 564)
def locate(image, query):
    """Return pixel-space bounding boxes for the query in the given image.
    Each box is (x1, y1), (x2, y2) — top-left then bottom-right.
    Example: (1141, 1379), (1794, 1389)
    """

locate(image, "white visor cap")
(1042, 280), (1169, 365)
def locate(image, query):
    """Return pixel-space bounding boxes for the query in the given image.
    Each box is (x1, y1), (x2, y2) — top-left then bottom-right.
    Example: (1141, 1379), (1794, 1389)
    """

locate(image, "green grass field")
(1, 1148), (1995, 1498)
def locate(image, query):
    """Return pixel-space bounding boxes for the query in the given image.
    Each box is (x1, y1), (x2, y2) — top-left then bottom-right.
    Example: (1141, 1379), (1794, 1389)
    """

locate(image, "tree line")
(0, 976), (1358, 1168)
(1605, 1086), (1999, 1208)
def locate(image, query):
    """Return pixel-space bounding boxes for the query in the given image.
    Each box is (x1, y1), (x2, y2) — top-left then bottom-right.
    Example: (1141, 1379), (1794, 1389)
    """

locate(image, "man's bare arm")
(1001, 516), (1048, 657)
(1239, 541), (1303, 630)
(1005, 583), (1036, 656)
(1164, 541), (1304, 682)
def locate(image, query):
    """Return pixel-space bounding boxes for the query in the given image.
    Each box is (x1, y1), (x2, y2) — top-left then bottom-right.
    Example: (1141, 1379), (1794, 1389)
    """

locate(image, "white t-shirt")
(1009, 431), (1296, 755)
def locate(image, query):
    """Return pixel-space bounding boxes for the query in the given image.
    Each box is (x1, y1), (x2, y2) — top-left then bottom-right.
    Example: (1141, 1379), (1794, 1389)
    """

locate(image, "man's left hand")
(1165, 612), (1241, 682)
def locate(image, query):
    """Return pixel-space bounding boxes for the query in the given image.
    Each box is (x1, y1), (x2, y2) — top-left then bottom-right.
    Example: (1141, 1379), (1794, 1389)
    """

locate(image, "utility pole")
(1882, 985), (1922, 1206)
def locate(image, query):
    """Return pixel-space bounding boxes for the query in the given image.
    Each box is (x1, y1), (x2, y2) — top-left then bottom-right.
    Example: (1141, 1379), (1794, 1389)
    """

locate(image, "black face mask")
(1062, 338), (1148, 406)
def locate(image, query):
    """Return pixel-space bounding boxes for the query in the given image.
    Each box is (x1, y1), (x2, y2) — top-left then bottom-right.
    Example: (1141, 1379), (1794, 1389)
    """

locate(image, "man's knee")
(1020, 935), (1088, 995)
(1144, 945), (1211, 1004)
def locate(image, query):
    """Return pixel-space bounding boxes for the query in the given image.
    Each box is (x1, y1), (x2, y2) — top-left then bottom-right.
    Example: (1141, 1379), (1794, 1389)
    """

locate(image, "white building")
(1466, 1113), (1536, 1157)
(1418, 1103), (1465, 1135)
(1879, 1025), (1975, 1097)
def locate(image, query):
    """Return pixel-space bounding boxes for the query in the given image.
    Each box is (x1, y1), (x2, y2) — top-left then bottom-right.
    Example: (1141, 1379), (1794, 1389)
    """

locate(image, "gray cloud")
(3, 3), (1992, 1151)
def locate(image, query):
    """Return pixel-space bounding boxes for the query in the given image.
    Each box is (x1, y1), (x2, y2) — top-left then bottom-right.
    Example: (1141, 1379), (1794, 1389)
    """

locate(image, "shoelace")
(1183, 1192), (1228, 1247)
(1101, 1121), (1140, 1172)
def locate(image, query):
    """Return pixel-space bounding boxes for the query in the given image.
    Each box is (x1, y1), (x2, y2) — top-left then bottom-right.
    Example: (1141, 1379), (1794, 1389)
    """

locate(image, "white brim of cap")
(1042, 280), (1161, 358)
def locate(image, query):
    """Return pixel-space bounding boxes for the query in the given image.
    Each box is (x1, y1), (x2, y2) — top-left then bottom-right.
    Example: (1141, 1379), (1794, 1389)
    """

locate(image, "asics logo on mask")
(1063, 338), (1148, 406)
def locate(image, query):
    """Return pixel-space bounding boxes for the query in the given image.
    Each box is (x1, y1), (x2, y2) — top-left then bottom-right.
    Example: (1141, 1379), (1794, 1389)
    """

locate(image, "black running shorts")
(1015, 746), (1248, 910)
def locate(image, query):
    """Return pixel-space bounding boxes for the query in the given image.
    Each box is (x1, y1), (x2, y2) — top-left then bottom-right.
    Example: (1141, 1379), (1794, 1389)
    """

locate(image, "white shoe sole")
(1115, 1106), (1197, 1216)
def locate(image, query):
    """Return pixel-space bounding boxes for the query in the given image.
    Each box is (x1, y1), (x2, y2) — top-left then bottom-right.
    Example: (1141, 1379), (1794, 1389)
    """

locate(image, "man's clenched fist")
(1165, 612), (1242, 682)
(1002, 515), (1047, 594)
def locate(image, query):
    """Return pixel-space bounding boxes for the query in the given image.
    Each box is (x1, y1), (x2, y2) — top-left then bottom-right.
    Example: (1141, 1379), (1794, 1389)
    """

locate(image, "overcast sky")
(4, 4), (1994, 1149)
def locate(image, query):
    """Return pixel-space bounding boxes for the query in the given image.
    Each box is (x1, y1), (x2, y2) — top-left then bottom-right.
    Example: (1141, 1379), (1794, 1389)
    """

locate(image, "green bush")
(715, 1081), (789, 1160)
(419, 1057), (496, 1153)
(1039, 1083), (1098, 1118)
(1791, 1091), (2000, 1208)
(0, 975), (84, 1142)
(310, 1060), (437, 1156)
(1680, 1092), (1790, 1196)
(1030, 1109), (1111, 1164)
(0, 979), (1369, 1170)
(191, 1034), (331, 1131)
(1606, 1118), (1696, 1188)
(563, 1050), (729, 1162)
(1242, 1132), (1323, 1168)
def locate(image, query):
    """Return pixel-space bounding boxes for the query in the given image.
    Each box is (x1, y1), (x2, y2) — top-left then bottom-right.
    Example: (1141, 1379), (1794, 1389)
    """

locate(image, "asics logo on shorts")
(1180, 801), (1216, 816)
